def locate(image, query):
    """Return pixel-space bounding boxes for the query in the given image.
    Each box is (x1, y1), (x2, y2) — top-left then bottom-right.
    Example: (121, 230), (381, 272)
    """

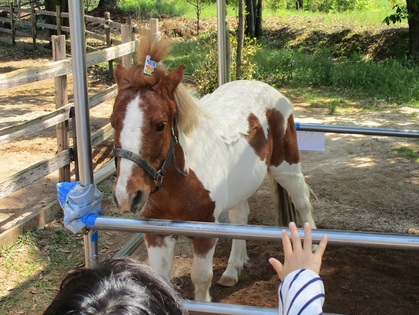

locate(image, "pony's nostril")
(131, 190), (143, 211)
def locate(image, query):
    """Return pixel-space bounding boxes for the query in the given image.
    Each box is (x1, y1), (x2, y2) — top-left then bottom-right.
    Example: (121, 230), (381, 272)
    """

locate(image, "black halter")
(113, 126), (187, 194)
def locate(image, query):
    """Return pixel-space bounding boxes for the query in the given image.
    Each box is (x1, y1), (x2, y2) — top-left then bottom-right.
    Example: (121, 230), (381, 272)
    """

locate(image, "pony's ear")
(114, 64), (130, 90)
(161, 65), (185, 99)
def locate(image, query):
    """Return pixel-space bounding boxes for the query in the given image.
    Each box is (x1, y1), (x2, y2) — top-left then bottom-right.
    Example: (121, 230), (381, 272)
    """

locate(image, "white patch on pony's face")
(114, 95), (144, 209)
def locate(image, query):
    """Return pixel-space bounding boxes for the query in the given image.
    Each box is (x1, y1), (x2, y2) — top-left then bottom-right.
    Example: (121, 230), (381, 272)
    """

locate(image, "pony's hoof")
(217, 276), (237, 287)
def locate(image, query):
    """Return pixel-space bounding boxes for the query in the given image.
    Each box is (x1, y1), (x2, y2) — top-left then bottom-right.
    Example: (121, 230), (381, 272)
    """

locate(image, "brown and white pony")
(110, 34), (316, 301)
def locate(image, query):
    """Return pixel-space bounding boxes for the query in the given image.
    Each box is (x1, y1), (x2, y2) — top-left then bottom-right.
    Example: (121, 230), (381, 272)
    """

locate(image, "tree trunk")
(296, 0), (303, 10)
(225, 19), (231, 82)
(44, 0), (56, 35)
(97, 0), (118, 11)
(245, 0), (262, 38)
(197, 10), (201, 37)
(236, 0), (245, 78)
(44, 0), (68, 37)
(407, 0), (419, 61)
(61, 0), (68, 27)
(255, 0), (262, 37)
(245, 0), (255, 37)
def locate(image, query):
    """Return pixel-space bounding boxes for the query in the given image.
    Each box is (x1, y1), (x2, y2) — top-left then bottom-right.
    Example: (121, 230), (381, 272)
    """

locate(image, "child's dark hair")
(43, 257), (187, 315)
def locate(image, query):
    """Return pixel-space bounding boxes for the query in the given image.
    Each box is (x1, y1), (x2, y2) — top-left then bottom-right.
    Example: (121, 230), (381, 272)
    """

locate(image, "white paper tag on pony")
(144, 55), (157, 75)
(297, 131), (325, 151)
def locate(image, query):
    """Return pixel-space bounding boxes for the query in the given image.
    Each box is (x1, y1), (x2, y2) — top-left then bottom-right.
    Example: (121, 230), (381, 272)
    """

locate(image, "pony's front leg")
(190, 237), (218, 301)
(144, 234), (177, 280)
(217, 202), (250, 287)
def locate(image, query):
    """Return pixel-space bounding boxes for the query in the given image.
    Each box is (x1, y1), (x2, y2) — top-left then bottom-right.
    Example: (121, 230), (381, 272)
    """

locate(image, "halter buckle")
(171, 127), (179, 144)
(153, 170), (165, 193)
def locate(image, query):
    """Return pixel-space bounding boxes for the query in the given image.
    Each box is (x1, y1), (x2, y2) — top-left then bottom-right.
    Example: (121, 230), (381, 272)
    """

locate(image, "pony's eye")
(156, 123), (165, 132)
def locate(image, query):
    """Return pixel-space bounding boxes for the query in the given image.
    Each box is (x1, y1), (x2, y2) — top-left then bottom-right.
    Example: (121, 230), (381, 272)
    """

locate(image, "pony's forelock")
(118, 32), (203, 135)
(126, 32), (171, 88)
(136, 32), (172, 66)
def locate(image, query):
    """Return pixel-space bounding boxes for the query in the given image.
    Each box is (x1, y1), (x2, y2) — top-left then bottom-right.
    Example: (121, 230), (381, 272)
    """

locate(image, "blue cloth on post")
(57, 181), (103, 233)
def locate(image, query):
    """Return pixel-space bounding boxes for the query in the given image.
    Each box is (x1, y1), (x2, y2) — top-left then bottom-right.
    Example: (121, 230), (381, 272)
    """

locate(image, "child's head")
(43, 257), (187, 315)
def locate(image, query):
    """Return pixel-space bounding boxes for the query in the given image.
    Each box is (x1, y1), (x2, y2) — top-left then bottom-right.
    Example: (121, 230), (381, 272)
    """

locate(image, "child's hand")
(269, 222), (328, 281)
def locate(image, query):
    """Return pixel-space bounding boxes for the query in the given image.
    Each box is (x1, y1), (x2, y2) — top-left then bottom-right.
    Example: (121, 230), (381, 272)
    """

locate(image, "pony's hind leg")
(217, 201), (250, 287)
(144, 234), (177, 280)
(190, 237), (218, 301)
(269, 162), (317, 228)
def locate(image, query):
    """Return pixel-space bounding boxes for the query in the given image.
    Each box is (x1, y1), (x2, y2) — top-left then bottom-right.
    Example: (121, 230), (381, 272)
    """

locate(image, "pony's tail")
(269, 176), (298, 226)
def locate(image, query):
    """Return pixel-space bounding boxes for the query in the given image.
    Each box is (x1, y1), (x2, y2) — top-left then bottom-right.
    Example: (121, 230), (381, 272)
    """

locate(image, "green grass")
(0, 228), (84, 313)
(166, 39), (205, 74)
(117, 0), (407, 27)
(183, 3), (238, 19)
(111, 0), (408, 22)
(262, 7), (406, 26)
(112, 0), (418, 103)
(393, 146), (419, 162)
(118, 0), (188, 17)
(253, 48), (419, 105)
(142, 0), (418, 106)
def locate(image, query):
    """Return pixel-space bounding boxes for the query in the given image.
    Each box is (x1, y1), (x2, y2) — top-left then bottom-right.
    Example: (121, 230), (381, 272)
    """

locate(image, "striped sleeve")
(278, 269), (325, 315)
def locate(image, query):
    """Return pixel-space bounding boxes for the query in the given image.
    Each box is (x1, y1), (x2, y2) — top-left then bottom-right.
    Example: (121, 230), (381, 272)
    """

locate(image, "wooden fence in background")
(0, 3), (136, 50)
(0, 19), (159, 200)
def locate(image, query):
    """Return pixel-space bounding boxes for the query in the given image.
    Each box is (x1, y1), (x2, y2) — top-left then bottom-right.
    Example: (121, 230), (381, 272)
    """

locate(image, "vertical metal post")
(68, 0), (98, 268)
(216, 0), (228, 86)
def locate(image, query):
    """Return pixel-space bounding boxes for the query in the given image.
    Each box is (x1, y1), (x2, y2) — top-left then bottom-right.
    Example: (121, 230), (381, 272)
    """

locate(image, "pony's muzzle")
(112, 189), (146, 214)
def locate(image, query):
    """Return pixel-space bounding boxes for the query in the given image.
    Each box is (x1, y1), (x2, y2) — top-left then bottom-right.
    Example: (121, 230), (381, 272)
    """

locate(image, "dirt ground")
(1, 23), (419, 314)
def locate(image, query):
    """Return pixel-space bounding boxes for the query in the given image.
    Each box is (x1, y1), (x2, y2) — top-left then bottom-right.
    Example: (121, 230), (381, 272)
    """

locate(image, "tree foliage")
(265, 0), (372, 12)
(193, 35), (261, 96)
(383, 3), (411, 25)
(186, 0), (215, 36)
(384, 0), (419, 61)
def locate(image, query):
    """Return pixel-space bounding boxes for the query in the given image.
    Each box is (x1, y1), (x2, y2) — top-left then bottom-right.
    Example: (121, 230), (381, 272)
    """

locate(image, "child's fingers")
(315, 234), (328, 258)
(303, 222), (313, 251)
(289, 222), (302, 251)
(281, 229), (292, 255)
(269, 257), (284, 280)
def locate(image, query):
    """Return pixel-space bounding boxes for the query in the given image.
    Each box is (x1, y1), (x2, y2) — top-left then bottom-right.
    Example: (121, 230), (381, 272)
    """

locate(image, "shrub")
(255, 48), (419, 103)
(193, 34), (261, 96)
(267, 0), (374, 12)
(118, 0), (187, 17)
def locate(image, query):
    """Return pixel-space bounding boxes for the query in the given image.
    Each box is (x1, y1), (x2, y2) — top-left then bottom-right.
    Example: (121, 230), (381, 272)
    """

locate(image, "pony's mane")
(174, 83), (204, 135)
(125, 32), (202, 136)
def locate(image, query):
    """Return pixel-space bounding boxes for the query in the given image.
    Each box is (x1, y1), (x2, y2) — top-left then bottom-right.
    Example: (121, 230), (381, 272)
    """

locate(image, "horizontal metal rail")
(89, 217), (419, 250)
(113, 233), (144, 258)
(296, 123), (419, 138)
(182, 300), (341, 315)
(183, 300), (283, 315)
